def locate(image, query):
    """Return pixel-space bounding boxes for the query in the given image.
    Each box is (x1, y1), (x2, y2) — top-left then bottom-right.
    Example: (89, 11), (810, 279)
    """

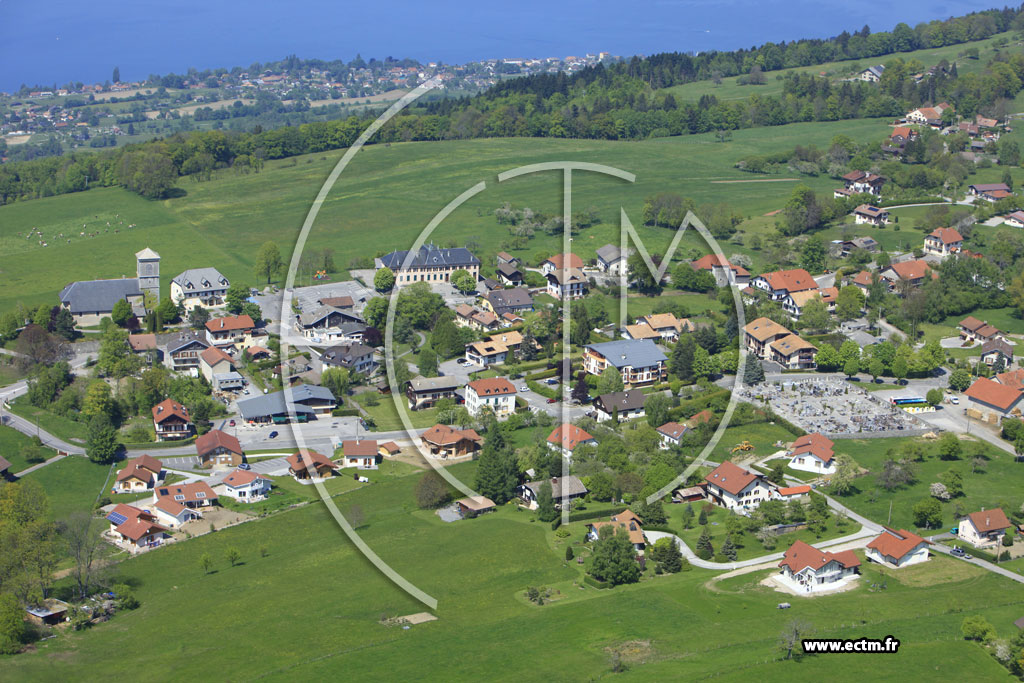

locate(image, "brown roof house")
(105, 504), (170, 553)
(195, 429), (244, 469)
(341, 439), (379, 470)
(743, 317), (791, 360)
(866, 527), (931, 568)
(703, 461), (775, 511)
(421, 424), (482, 458)
(152, 399), (192, 441)
(964, 377), (1024, 424)
(546, 423), (597, 459)
(777, 540), (861, 594)
(787, 432), (835, 475)
(113, 454), (164, 493)
(286, 449), (340, 481)
(958, 508), (1012, 548)
(586, 509), (646, 552)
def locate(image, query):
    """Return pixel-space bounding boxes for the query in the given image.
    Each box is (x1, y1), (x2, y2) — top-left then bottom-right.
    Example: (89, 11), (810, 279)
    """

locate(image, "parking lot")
(289, 280), (376, 315)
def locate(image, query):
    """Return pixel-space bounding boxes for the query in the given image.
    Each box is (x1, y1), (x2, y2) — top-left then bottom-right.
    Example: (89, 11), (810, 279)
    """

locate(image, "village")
(7, 24), (1024, 673)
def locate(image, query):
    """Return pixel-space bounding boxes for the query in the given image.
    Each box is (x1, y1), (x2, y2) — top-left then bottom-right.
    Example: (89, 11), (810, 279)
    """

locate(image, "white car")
(520, 385), (528, 392)
(950, 396), (960, 405)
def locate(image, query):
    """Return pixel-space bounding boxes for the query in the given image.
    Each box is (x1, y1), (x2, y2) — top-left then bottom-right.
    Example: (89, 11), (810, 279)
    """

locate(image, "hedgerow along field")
(0, 458), (1018, 681)
(0, 117), (893, 313)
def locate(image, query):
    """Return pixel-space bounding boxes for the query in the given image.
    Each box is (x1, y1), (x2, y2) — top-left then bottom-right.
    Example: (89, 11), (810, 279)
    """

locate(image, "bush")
(414, 471), (453, 509)
(584, 575), (610, 589)
(568, 506), (628, 523)
(113, 583), (139, 610)
(332, 408), (361, 417)
(961, 615), (996, 642)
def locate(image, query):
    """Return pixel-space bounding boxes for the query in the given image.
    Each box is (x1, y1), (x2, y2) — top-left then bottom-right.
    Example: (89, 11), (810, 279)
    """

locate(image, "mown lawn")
(18, 455), (112, 522)
(4, 458), (1023, 680)
(354, 391), (441, 431)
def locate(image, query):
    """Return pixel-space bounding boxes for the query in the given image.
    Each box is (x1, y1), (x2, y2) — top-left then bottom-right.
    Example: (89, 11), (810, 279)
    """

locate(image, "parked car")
(519, 385), (528, 392)
(546, 397), (557, 404)
(950, 547), (969, 559)
(238, 462), (251, 470)
(950, 396), (960, 405)
(229, 419), (236, 427)
(950, 527), (959, 535)
(268, 430), (279, 439)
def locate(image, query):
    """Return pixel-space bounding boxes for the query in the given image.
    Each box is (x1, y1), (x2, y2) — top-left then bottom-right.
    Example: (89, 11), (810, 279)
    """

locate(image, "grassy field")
(829, 434), (1021, 534)
(19, 456), (112, 522)
(353, 391), (441, 431)
(0, 117), (895, 313)
(2, 458), (1022, 680)
(0, 424), (58, 474)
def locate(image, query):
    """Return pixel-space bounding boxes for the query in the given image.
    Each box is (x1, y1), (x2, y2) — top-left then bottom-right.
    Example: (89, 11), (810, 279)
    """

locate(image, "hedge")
(332, 408), (361, 417)
(526, 380), (558, 399)
(584, 575), (610, 589)
(642, 524), (680, 536)
(568, 506), (628, 523)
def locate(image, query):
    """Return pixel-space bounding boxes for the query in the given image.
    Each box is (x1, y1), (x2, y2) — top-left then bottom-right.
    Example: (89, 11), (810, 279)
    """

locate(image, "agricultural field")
(2, 459), (1021, 680)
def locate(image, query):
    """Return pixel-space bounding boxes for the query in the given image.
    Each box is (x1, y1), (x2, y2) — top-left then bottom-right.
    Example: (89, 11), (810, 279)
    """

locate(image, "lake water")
(0, 0), (987, 92)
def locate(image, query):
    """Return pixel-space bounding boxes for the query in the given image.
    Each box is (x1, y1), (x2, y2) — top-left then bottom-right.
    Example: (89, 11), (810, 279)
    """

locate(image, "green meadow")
(1, 458), (1020, 681)
(0, 117), (893, 313)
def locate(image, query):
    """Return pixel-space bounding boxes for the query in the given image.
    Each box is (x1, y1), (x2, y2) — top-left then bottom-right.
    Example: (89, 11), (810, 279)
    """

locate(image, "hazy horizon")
(0, 0), (986, 91)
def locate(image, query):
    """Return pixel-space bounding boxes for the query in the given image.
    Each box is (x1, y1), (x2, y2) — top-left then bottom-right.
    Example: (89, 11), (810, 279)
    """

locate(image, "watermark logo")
(279, 80), (746, 609)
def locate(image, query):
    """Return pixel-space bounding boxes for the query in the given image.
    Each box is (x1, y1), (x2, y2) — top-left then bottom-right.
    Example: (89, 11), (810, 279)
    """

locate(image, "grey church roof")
(59, 278), (141, 314)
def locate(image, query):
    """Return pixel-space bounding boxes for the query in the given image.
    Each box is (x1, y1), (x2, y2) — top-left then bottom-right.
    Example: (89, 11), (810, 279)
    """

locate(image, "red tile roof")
(547, 424), (595, 451)
(467, 378), (516, 396)
(152, 399), (189, 424)
(866, 527), (930, 561)
(779, 540), (861, 573)
(887, 259), (932, 281)
(964, 376), (1023, 411)
(757, 268), (817, 293)
(777, 485), (811, 497)
(928, 227), (963, 245)
(959, 316), (985, 332)
(543, 253), (584, 270)
(421, 424), (482, 446)
(852, 271), (873, 287)
(656, 422), (689, 440)
(155, 481), (217, 506)
(966, 508), (1011, 533)
(996, 368), (1024, 391)
(286, 449), (338, 473)
(195, 429), (243, 457)
(705, 461), (761, 496)
(200, 346), (235, 367)
(223, 469), (271, 487)
(205, 315), (255, 333)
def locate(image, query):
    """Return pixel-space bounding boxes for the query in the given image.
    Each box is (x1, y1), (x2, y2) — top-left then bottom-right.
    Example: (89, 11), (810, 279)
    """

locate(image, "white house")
(958, 508), (1012, 548)
(595, 244), (628, 275)
(113, 455), (164, 493)
(342, 439), (379, 470)
(703, 461), (775, 512)
(865, 527), (931, 568)
(465, 378), (517, 417)
(777, 540), (861, 594)
(787, 433), (836, 475)
(170, 267), (230, 309)
(594, 390), (647, 422)
(655, 422), (689, 450)
(546, 423), (597, 459)
(221, 469), (273, 502)
(516, 475), (588, 509)
(545, 267), (588, 299)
